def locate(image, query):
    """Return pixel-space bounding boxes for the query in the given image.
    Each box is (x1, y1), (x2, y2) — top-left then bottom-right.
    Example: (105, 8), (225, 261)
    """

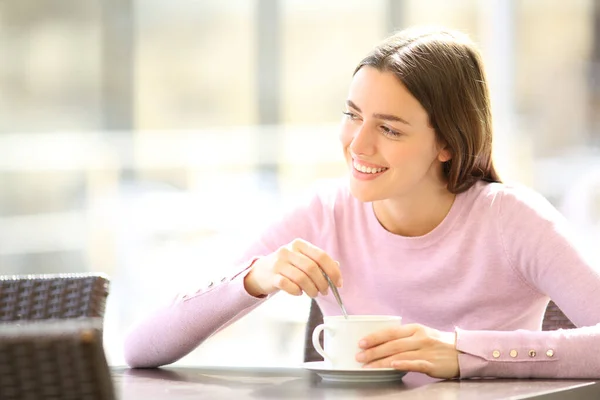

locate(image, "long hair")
(355, 27), (501, 193)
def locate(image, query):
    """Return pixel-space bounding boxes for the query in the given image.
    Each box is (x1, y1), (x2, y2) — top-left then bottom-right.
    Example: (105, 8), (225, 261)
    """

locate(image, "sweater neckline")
(364, 185), (470, 249)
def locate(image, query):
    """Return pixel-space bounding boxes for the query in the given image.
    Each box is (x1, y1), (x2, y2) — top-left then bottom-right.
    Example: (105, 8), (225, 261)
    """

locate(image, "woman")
(123, 27), (600, 379)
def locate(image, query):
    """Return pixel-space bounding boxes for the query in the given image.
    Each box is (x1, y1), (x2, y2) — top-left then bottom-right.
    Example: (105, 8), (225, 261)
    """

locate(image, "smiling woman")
(350, 27), (499, 190)
(123, 26), (600, 381)
(338, 28), (499, 236)
(341, 67), (453, 215)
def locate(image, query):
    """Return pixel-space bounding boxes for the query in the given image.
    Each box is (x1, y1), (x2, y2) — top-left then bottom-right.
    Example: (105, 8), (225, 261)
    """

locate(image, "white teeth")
(353, 160), (387, 174)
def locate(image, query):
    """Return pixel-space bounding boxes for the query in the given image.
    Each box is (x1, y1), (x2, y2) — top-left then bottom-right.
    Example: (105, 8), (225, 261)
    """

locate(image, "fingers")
(274, 263), (320, 298)
(366, 355), (456, 379)
(272, 274), (302, 296)
(286, 250), (329, 296)
(291, 239), (342, 287)
(393, 358), (459, 379)
(357, 337), (419, 365)
(356, 325), (461, 379)
(391, 359), (433, 374)
(359, 324), (419, 349)
(273, 248), (322, 298)
(268, 239), (342, 298)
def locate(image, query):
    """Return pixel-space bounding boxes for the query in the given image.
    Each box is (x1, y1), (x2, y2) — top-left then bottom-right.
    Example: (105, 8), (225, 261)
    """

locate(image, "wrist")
(243, 269), (267, 298)
(438, 331), (457, 347)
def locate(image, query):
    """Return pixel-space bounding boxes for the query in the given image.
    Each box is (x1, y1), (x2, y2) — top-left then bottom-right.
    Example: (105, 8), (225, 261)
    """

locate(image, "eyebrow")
(346, 100), (412, 126)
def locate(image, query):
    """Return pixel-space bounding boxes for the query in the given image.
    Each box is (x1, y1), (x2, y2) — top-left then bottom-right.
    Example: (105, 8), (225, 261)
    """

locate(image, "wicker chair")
(0, 318), (115, 400)
(0, 273), (110, 322)
(304, 299), (576, 362)
(542, 300), (577, 331)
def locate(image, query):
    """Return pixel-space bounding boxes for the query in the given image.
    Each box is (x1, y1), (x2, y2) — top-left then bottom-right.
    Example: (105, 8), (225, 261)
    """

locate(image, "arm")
(457, 325), (600, 378)
(123, 261), (267, 368)
(123, 185), (337, 368)
(457, 186), (600, 378)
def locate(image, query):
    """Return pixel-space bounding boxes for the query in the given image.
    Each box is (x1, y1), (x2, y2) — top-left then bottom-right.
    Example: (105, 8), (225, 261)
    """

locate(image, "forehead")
(348, 66), (429, 125)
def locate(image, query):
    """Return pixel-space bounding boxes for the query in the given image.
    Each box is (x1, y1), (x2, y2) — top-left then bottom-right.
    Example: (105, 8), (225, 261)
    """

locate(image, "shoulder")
(490, 181), (564, 224)
(454, 181), (569, 242)
(465, 181), (572, 245)
(464, 181), (561, 221)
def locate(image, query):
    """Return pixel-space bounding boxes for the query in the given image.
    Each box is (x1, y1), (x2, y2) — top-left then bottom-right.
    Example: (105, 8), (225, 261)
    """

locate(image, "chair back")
(542, 300), (576, 331)
(304, 299), (577, 362)
(0, 318), (115, 400)
(0, 273), (109, 322)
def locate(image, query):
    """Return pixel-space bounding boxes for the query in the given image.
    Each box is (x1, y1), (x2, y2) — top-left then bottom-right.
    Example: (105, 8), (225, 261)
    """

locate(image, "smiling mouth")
(352, 159), (388, 174)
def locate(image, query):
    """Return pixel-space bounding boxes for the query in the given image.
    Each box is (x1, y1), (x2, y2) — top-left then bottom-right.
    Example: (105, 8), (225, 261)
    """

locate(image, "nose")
(349, 123), (376, 156)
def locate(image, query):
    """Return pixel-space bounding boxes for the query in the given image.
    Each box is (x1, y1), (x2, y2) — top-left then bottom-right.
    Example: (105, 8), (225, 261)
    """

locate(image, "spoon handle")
(321, 270), (348, 319)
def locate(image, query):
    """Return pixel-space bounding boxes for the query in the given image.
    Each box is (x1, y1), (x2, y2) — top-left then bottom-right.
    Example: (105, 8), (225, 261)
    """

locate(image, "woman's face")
(339, 66), (451, 203)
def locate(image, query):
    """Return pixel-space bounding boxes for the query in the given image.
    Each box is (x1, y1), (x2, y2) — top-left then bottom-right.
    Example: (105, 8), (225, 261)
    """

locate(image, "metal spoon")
(321, 270), (348, 319)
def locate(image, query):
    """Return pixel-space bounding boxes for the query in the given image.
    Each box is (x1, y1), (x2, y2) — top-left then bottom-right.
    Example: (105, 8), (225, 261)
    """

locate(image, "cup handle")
(311, 323), (332, 363)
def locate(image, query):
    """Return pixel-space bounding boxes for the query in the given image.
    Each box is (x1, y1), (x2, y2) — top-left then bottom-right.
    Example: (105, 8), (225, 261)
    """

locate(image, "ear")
(437, 146), (452, 163)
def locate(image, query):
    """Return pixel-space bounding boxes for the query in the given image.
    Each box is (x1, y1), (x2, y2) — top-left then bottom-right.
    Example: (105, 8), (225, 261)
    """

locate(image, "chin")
(348, 179), (385, 203)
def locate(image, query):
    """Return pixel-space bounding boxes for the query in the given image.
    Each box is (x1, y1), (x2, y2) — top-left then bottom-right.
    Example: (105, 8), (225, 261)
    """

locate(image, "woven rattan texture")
(0, 319), (115, 400)
(542, 300), (576, 331)
(0, 274), (109, 322)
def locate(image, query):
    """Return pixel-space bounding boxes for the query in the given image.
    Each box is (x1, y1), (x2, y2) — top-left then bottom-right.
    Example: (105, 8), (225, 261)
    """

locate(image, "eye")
(380, 125), (402, 138)
(342, 111), (360, 121)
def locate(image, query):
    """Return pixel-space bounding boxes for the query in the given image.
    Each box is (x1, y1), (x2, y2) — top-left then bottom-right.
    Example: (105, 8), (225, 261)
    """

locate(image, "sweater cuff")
(181, 257), (267, 307)
(456, 328), (559, 378)
(229, 257), (271, 300)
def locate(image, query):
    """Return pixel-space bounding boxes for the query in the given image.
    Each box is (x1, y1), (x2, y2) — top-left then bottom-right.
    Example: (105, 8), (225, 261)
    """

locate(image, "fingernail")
(337, 278), (343, 288)
(356, 353), (365, 362)
(322, 287), (329, 296)
(358, 339), (367, 348)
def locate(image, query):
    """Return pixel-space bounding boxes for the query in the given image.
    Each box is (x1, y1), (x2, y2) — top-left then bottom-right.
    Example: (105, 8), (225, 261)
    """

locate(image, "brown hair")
(355, 27), (501, 193)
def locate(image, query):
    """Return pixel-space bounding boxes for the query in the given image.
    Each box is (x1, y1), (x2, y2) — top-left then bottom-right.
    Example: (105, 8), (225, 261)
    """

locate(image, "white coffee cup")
(311, 315), (402, 369)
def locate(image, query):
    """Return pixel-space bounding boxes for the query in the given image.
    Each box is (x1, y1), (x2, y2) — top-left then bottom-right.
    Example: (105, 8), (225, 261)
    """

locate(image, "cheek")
(339, 124), (353, 148)
(386, 144), (432, 169)
(385, 146), (413, 166)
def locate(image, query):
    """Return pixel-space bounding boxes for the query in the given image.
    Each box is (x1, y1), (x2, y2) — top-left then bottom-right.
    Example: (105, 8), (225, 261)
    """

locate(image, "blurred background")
(1, 0), (599, 367)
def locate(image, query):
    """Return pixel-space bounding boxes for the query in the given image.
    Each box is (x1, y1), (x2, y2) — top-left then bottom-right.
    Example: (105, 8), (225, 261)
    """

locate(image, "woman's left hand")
(356, 323), (460, 379)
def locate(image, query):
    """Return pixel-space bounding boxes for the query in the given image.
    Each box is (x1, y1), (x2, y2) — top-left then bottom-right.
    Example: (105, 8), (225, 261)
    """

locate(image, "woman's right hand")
(243, 239), (342, 298)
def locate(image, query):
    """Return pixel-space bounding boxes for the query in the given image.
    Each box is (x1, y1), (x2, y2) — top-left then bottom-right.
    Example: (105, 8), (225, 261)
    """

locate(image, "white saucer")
(302, 361), (407, 383)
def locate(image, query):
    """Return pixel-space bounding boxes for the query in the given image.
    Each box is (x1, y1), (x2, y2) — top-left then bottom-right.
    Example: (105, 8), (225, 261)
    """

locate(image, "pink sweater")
(123, 180), (600, 378)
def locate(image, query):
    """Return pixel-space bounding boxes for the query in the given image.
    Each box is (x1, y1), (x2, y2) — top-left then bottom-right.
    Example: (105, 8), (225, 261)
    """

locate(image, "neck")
(372, 183), (456, 237)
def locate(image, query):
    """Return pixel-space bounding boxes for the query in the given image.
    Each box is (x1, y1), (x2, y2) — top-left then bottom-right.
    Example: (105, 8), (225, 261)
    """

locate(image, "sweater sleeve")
(123, 260), (267, 368)
(456, 185), (600, 378)
(123, 187), (329, 368)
